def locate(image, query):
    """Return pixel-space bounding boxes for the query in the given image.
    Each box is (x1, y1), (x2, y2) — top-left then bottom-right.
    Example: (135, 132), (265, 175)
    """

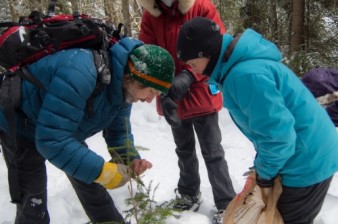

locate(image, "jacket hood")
(209, 29), (282, 86)
(137, 0), (195, 17)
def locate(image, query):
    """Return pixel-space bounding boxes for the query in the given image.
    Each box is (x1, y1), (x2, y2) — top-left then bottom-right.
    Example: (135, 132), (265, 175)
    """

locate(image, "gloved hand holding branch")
(95, 162), (131, 189)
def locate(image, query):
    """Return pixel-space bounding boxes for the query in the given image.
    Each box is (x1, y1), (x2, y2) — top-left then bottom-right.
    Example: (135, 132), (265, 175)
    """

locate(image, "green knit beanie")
(128, 44), (175, 94)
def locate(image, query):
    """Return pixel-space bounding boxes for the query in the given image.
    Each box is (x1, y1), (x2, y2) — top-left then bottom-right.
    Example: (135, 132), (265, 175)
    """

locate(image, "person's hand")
(160, 70), (195, 128)
(160, 95), (181, 128)
(130, 159), (152, 175)
(95, 162), (131, 189)
(168, 70), (195, 100)
(255, 172), (276, 204)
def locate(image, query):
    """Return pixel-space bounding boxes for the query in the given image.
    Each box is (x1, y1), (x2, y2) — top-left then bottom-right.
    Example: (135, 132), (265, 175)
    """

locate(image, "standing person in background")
(138, 1), (236, 223)
(176, 17), (338, 223)
(302, 67), (338, 127)
(0, 38), (175, 224)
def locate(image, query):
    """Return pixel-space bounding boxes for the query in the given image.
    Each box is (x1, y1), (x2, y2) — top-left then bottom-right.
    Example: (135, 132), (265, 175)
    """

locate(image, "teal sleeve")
(229, 73), (297, 179)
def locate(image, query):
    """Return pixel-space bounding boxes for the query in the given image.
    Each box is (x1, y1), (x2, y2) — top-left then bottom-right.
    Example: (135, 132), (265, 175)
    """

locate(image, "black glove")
(160, 70), (195, 128)
(168, 70), (195, 100)
(256, 173), (274, 188)
(160, 94), (181, 128)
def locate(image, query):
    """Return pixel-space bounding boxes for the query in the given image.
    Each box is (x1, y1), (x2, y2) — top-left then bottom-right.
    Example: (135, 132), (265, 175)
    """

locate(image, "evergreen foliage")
(107, 118), (176, 224)
(124, 180), (176, 224)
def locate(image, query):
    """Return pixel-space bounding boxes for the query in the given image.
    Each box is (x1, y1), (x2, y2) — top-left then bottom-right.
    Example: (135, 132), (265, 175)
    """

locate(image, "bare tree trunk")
(7, 0), (20, 21)
(290, 0), (305, 54)
(30, 0), (39, 11)
(104, 0), (116, 21)
(0, 0), (9, 21)
(122, 0), (131, 36)
(70, 0), (79, 13)
(304, 0), (311, 51)
(270, 0), (278, 42)
(133, 0), (142, 15)
(130, 0), (142, 36)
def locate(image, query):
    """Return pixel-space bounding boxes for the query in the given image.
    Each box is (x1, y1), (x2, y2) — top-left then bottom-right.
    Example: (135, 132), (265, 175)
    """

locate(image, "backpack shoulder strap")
(20, 67), (46, 90)
(85, 49), (112, 118)
(0, 70), (23, 147)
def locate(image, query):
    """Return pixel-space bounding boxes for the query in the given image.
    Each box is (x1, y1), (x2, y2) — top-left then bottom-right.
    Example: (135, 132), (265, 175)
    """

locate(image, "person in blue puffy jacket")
(0, 37), (174, 224)
(176, 17), (338, 223)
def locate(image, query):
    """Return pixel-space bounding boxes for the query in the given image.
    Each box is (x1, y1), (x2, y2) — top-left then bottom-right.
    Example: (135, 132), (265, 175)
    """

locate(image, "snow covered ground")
(1, 101), (337, 223)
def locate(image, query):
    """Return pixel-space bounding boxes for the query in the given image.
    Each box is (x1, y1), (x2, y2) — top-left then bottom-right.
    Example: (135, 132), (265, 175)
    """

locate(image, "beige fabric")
(316, 91), (338, 107)
(137, 0), (195, 17)
(223, 172), (283, 224)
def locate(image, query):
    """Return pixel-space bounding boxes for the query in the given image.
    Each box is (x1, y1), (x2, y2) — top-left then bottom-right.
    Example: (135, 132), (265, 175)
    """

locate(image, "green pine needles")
(124, 180), (176, 224)
(102, 118), (176, 224)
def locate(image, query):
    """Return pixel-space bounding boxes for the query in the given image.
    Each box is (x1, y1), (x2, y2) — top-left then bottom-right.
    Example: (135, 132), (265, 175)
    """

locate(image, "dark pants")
(278, 176), (333, 224)
(1, 133), (124, 224)
(67, 175), (124, 223)
(172, 112), (236, 210)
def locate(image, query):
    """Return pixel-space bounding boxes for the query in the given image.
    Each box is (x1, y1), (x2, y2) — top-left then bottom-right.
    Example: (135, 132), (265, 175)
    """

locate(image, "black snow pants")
(278, 176), (333, 224)
(0, 132), (124, 224)
(172, 112), (236, 210)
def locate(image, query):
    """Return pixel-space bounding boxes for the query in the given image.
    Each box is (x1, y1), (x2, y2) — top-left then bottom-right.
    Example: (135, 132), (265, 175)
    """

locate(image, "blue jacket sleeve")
(34, 50), (104, 183)
(103, 104), (141, 164)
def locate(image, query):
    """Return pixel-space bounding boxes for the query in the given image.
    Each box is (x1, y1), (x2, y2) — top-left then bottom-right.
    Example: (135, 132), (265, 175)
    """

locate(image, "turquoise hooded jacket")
(209, 29), (338, 187)
(0, 37), (142, 183)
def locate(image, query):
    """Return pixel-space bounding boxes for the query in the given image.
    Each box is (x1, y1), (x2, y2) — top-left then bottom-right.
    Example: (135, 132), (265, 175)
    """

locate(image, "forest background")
(1, 0), (337, 75)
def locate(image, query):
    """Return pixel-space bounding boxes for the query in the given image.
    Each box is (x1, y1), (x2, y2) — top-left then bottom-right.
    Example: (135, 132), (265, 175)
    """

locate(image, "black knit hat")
(177, 17), (222, 61)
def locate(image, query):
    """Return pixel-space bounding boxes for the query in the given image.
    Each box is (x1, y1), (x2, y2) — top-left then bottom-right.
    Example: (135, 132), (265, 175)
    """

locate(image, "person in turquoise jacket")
(0, 37), (174, 224)
(176, 17), (338, 223)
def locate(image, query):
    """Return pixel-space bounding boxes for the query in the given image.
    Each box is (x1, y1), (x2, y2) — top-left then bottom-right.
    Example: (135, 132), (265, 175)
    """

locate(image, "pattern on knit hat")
(177, 17), (222, 61)
(128, 44), (175, 94)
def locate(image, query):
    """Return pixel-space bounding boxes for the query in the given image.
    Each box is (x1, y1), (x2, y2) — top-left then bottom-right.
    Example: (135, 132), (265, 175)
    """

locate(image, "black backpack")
(0, 0), (123, 138)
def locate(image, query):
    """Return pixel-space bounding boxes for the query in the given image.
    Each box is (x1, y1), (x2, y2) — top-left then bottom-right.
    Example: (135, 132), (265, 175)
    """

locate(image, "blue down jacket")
(0, 37), (143, 183)
(209, 29), (338, 187)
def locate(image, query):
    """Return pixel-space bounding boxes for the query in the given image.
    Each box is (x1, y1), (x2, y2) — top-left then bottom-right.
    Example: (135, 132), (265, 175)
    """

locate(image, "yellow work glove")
(95, 162), (131, 189)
